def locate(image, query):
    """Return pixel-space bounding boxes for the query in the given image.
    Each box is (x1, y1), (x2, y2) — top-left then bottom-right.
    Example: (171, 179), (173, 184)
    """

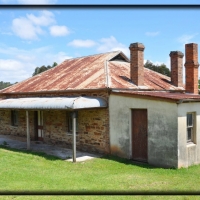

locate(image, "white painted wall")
(109, 94), (178, 168)
(178, 102), (200, 168)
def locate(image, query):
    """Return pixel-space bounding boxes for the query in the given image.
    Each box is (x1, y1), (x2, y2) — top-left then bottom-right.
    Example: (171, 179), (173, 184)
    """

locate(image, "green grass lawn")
(0, 145), (200, 200)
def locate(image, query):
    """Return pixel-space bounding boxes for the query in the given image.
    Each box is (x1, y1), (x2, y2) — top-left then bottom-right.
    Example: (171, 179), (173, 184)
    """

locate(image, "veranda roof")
(0, 96), (107, 110)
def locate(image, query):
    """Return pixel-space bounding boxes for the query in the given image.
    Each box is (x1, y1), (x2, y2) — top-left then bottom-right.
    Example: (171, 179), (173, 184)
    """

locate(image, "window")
(187, 112), (195, 143)
(67, 111), (78, 133)
(11, 110), (19, 126)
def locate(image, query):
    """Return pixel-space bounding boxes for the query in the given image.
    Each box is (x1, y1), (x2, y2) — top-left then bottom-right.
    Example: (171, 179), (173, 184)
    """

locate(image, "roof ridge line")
(104, 60), (111, 88)
(64, 50), (121, 61)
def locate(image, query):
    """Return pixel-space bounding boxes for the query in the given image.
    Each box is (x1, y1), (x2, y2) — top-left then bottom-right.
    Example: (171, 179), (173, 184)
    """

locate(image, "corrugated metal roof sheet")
(0, 51), (185, 94)
(108, 61), (183, 90)
(111, 90), (200, 101)
(0, 96), (107, 110)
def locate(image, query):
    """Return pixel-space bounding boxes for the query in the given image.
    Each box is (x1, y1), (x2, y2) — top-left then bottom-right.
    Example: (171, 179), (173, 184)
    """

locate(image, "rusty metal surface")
(0, 96), (107, 109)
(111, 90), (200, 101)
(0, 51), (185, 94)
(108, 61), (184, 90)
(0, 51), (121, 93)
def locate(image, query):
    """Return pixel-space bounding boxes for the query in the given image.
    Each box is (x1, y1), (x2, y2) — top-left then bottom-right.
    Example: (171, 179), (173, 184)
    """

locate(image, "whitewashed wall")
(178, 102), (200, 168)
(109, 94), (178, 168)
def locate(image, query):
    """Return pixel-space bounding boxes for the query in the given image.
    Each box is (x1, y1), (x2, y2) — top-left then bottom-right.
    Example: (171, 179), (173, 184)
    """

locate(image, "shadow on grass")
(100, 154), (177, 170)
(0, 144), (63, 161)
(0, 144), (156, 169)
(0, 144), (177, 170)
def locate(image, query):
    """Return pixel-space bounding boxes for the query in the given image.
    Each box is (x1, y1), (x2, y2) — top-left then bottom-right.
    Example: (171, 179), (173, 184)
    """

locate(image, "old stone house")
(0, 42), (200, 168)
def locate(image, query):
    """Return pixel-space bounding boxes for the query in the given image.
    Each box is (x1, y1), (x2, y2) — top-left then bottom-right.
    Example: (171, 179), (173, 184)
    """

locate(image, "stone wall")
(0, 107), (109, 154)
(0, 110), (35, 139)
(0, 91), (110, 154)
(43, 108), (110, 154)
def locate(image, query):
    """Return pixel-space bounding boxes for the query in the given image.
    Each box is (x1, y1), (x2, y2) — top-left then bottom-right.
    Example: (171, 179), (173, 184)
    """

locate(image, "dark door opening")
(132, 109), (148, 162)
(34, 111), (44, 141)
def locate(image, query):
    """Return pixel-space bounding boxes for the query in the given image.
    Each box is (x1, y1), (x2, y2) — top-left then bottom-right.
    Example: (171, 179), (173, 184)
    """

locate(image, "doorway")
(34, 111), (44, 141)
(132, 109), (148, 162)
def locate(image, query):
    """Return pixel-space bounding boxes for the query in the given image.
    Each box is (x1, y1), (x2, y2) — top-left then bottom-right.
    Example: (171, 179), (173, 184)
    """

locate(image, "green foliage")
(0, 81), (13, 89)
(32, 62), (58, 76)
(144, 60), (171, 77)
(198, 79), (200, 89)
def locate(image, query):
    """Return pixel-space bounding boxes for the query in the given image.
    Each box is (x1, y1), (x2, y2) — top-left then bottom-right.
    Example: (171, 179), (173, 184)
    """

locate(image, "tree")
(32, 62), (58, 76)
(52, 62), (58, 68)
(0, 81), (17, 90)
(144, 60), (171, 77)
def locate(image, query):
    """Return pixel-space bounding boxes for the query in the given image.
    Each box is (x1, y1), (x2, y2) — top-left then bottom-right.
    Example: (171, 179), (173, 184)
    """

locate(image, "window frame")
(11, 110), (19, 126)
(187, 112), (196, 144)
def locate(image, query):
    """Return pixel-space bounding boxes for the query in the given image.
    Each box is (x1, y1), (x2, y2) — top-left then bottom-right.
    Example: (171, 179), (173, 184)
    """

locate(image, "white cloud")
(27, 11), (55, 26)
(16, 54), (35, 62)
(145, 31), (160, 37)
(68, 39), (96, 48)
(68, 36), (129, 56)
(49, 25), (70, 37)
(12, 17), (44, 40)
(11, 10), (71, 40)
(48, 52), (72, 64)
(177, 33), (198, 44)
(11, 10), (56, 40)
(0, 45), (50, 57)
(0, 44), (72, 82)
(0, 59), (24, 71)
(97, 36), (129, 56)
(0, 59), (35, 82)
(1, 70), (31, 83)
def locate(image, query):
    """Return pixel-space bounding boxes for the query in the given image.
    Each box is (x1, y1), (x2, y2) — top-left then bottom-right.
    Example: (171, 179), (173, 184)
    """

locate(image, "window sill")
(187, 142), (196, 147)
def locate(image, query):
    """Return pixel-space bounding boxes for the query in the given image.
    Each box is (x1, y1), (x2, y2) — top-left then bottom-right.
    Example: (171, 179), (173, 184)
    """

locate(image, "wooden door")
(132, 109), (148, 162)
(37, 111), (44, 141)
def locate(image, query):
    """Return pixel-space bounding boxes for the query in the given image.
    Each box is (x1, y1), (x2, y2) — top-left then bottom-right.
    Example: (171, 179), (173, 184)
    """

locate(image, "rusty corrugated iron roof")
(108, 61), (184, 90)
(0, 51), (185, 94)
(111, 90), (200, 101)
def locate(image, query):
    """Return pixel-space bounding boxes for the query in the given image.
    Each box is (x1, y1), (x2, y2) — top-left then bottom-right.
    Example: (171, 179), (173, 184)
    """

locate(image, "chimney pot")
(169, 51), (184, 87)
(129, 42), (145, 86)
(184, 43), (199, 94)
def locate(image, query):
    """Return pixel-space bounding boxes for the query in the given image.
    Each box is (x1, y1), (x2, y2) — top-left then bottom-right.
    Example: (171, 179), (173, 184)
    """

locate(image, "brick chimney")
(169, 51), (184, 87)
(184, 43), (199, 94)
(129, 43), (145, 86)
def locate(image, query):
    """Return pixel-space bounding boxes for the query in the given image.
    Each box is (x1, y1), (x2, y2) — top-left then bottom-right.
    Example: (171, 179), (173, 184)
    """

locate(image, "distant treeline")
(32, 62), (58, 76)
(0, 81), (14, 90)
(144, 60), (171, 77)
(0, 62), (58, 90)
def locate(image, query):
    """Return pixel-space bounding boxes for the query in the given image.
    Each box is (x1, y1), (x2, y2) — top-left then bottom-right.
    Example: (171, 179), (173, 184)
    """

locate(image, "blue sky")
(0, 1), (200, 83)
(1, 0), (200, 4)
